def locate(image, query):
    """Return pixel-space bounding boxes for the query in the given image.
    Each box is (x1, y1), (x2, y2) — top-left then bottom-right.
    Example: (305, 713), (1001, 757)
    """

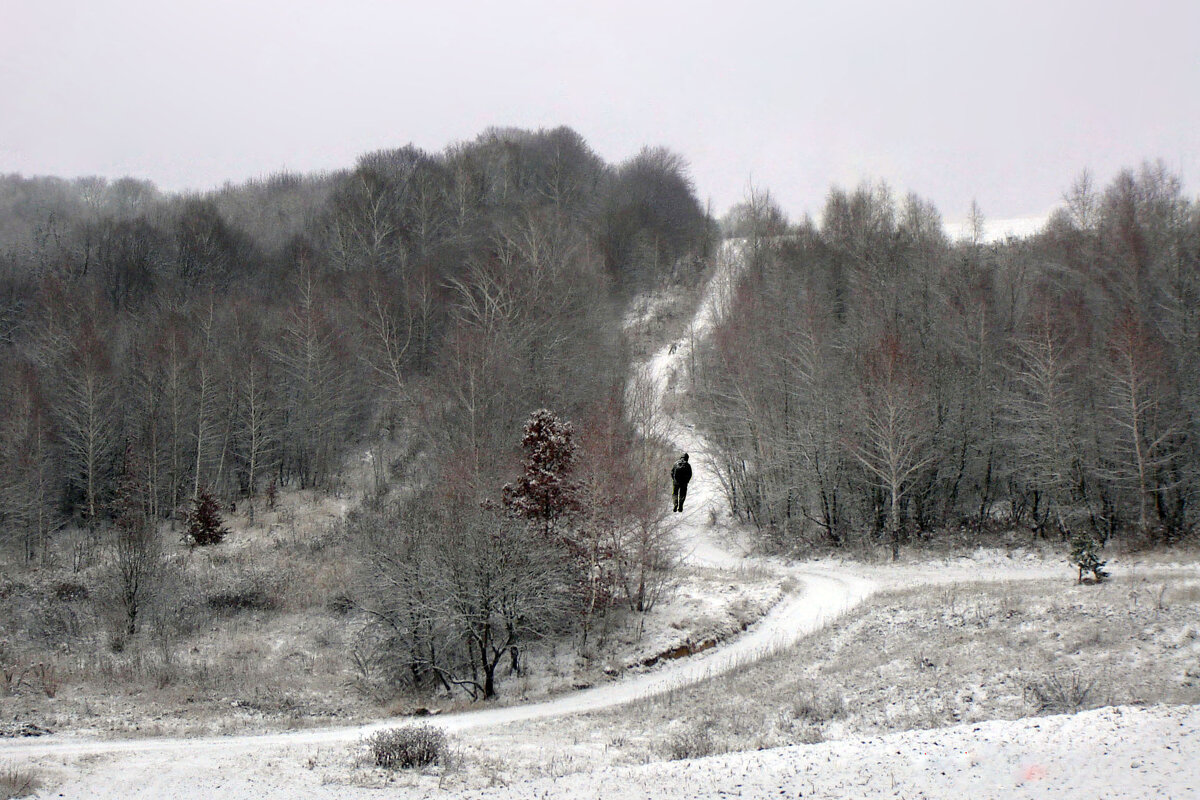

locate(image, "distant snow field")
(944, 215), (1049, 243)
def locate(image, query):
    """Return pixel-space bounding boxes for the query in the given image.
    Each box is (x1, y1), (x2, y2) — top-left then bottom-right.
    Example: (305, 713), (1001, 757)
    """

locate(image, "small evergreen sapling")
(1069, 531), (1110, 583)
(502, 409), (581, 539)
(185, 489), (229, 546)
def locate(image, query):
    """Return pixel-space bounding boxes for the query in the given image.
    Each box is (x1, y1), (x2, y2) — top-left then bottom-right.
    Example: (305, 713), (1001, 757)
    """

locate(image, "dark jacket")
(671, 459), (692, 486)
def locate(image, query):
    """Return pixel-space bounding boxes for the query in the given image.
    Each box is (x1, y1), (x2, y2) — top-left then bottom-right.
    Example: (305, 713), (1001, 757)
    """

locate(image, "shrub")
(326, 592), (355, 615)
(29, 600), (84, 643)
(1, 666), (20, 696)
(0, 764), (39, 799)
(52, 581), (89, 602)
(790, 691), (845, 724)
(664, 723), (715, 761)
(1024, 670), (1097, 713)
(206, 589), (275, 612)
(1069, 532), (1109, 583)
(30, 663), (59, 698)
(366, 724), (447, 770)
(203, 570), (277, 613)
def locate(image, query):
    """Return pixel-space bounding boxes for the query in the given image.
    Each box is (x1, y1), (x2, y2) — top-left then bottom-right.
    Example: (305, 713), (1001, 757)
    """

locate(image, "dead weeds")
(0, 764), (39, 800)
(511, 574), (1200, 769)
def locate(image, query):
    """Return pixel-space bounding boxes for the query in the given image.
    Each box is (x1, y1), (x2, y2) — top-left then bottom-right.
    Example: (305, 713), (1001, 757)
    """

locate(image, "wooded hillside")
(699, 165), (1200, 556)
(0, 127), (713, 562)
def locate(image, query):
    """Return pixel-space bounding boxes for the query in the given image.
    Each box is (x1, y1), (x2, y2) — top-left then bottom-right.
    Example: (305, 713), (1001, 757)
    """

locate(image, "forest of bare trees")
(0, 129), (711, 697)
(698, 163), (1200, 558)
(0, 127), (710, 564)
(5, 125), (1198, 701)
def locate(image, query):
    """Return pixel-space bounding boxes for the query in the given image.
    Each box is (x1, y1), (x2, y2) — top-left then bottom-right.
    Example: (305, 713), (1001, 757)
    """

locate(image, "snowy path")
(1, 240), (879, 792)
(0, 568), (869, 760)
(5, 243), (1198, 798)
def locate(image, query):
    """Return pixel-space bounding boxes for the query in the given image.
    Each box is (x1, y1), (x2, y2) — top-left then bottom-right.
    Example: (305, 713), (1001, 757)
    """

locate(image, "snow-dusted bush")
(1024, 669), (1098, 713)
(202, 568), (278, 613)
(0, 764), (40, 799)
(366, 723), (447, 769)
(664, 723), (715, 761)
(1069, 532), (1110, 583)
(790, 690), (845, 724)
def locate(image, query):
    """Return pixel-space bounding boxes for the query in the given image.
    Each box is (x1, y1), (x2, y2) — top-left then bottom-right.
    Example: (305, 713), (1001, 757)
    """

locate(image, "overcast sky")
(3, 0), (1197, 224)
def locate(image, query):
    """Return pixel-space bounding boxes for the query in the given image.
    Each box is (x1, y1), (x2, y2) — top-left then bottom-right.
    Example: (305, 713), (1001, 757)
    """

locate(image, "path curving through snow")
(1, 240), (880, 794)
(7, 245), (1196, 800)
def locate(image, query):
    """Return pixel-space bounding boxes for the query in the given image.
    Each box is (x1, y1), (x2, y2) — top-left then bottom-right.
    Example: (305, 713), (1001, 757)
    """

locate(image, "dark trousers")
(673, 482), (688, 512)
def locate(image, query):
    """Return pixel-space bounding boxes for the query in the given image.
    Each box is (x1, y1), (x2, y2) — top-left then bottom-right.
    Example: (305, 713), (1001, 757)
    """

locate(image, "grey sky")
(3, 0), (1197, 224)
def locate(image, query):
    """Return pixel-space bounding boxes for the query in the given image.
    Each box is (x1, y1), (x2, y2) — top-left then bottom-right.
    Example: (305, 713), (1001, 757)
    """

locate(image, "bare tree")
(0, 363), (58, 561)
(576, 400), (676, 616)
(845, 331), (934, 559)
(1100, 307), (1182, 533)
(1003, 294), (1092, 536)
(354, 496), (570, 701)
(271, 263), (354, 489)
(354, 269), (415, 419)
(229, 302), (278, 514)
(967, 198), (986, 246)
(39, 301), (120, 529)
(190, 301), (221, 503)
(432, 507), (570, 699)
(112, 446), (161, 636)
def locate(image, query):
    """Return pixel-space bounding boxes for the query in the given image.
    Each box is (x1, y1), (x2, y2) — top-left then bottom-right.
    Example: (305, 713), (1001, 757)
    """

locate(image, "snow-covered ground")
(5, 238), (1198, 798)
(15, 694), (1199, 799)
(448, 704), (1200, 800)
(2, 240), (878, 795)
(943, 214), (1049, 243)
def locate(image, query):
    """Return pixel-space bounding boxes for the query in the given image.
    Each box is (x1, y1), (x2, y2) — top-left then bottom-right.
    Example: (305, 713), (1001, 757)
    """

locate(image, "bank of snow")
(453, 704), (1199, 800)
(25, 704), (1198, 799)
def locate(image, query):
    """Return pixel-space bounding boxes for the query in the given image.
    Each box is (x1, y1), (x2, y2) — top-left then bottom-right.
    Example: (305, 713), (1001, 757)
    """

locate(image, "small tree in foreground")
(184, 489), (228, 546)
(112, 445), (160, 635)
(1069, 531), (1110, 583)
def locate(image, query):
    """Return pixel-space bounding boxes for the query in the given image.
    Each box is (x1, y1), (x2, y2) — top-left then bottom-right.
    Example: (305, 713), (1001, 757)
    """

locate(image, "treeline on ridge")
(0, 126), (714, 562)
(700, 163), (1200, 557)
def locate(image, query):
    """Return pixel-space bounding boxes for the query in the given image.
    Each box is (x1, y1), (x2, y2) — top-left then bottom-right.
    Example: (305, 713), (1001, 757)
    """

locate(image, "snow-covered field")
(4, 239), (1198, 798)
(449, 704), (1200, 800)
(943, 214), (1048, 243)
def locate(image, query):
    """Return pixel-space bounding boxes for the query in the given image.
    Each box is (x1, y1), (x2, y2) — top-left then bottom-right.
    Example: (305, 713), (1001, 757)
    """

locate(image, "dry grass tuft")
(789, 690), (845, 724)
(663, 722), (717, 761)
(1023, 670), (1099, 714)
(0, 765), (39, 799)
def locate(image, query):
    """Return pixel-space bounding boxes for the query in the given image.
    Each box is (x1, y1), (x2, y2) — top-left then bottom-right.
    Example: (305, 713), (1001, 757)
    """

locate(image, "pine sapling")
(1069, 531), (1110, 583)
(185, 489), (229, 546)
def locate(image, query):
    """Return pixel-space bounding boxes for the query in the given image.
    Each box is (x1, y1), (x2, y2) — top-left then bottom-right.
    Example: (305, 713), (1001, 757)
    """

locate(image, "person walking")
(671, 453), (692, 512)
